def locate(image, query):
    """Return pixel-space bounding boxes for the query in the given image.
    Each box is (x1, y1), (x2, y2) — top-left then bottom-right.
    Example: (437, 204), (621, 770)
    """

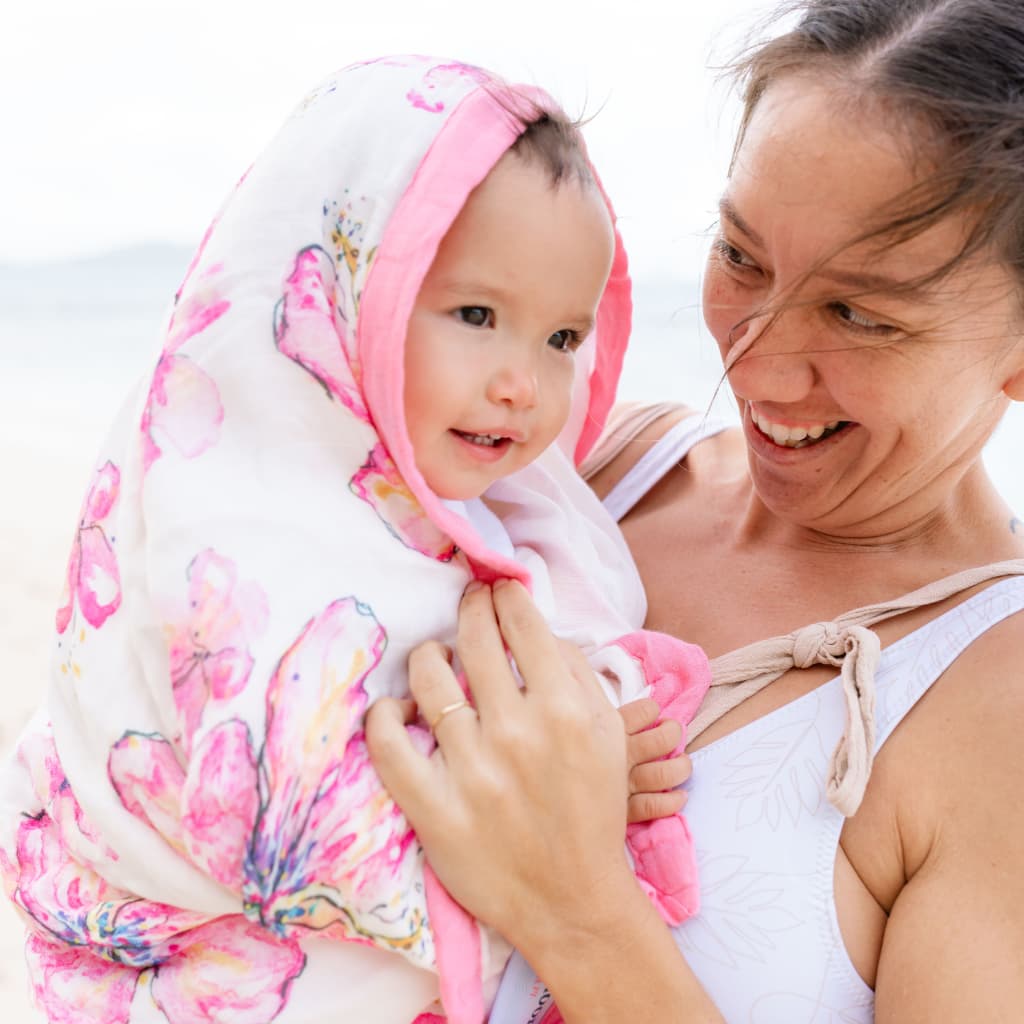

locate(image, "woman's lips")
(749, 406), (850, 449)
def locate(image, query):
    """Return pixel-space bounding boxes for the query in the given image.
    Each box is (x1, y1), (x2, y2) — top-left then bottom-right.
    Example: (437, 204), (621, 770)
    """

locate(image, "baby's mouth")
(452, 430), (512, 449)
(750, 408), (850, 449)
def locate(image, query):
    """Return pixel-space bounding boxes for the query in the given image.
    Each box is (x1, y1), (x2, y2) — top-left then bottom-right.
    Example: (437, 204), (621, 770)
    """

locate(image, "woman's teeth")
(750, 409), (845, 448)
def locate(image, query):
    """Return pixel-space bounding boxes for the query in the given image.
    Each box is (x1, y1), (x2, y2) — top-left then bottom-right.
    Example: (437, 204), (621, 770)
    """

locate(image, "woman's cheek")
(702, 265), (747, 357)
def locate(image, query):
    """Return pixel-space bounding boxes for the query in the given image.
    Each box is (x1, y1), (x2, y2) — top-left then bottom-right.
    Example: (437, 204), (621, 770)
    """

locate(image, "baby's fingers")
(619, 697), (660, 736)
(630, 752), (692, 795)
(627, 788), (687, 824)
(626, 717), (683, 768)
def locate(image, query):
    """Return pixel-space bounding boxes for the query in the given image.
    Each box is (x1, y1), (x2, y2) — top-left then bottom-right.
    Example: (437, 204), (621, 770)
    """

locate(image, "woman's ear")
(1004, 365), (1024, 402)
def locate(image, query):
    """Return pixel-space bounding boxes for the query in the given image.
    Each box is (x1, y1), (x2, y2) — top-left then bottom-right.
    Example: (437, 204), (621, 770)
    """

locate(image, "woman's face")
(703, 75), (1024, 538)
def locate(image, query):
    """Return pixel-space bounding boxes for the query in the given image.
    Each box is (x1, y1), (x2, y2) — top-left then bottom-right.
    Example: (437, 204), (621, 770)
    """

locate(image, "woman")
(367, 1), (1024, 1019)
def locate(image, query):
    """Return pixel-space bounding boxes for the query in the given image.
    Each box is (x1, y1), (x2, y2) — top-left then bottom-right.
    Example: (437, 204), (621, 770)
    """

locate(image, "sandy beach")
(0, 379), (112, 1021)
(0, 435), (89, 1021)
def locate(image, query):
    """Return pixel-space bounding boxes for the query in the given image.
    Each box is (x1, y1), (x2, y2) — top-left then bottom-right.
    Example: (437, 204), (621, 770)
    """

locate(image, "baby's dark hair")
(509, 110), (595, 190)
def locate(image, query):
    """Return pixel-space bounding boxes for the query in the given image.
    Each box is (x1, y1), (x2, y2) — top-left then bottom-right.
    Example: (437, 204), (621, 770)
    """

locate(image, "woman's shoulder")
(868, 583), (1024, 860)
(584, 401), (745, 504)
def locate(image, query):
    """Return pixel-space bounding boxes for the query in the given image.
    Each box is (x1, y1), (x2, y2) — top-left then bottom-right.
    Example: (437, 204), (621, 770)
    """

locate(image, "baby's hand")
(619, 698), (692, 824)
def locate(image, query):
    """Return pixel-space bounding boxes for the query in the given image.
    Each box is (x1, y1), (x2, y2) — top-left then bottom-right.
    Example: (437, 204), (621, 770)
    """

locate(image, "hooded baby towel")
(0, 57), (707, 1024)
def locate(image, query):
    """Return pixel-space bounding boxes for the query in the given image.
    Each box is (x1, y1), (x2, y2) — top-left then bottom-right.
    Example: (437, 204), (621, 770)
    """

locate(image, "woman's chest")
(673, 676), (879, 1020)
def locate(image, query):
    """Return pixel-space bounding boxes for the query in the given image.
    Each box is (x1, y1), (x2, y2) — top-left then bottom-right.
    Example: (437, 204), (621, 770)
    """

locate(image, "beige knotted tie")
(690, 559), (1024, 817)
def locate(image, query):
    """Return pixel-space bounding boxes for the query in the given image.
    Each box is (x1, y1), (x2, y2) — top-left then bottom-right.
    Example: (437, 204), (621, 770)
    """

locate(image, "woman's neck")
(733, 459), (1024, 568)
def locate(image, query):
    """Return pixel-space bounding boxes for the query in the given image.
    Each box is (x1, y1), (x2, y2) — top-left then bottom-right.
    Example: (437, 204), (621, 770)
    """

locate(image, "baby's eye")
(548, 329), (582, 352)
(456, 306), (494, 328)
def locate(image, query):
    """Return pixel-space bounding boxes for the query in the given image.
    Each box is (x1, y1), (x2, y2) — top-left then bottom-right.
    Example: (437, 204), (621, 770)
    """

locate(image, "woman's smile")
(748, 404), (847, 448)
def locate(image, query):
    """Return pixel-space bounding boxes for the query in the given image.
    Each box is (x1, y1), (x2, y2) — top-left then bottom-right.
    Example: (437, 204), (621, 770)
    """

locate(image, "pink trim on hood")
(358, 84), (632, 584)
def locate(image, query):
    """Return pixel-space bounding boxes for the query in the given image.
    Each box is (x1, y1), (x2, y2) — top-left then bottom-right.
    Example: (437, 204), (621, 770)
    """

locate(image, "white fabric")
(441, 499), (515, 560)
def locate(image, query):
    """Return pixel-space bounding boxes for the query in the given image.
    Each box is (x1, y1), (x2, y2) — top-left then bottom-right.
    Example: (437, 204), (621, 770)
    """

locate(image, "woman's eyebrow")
(719, 197), (763, 246)
(817, 265), (933, 299)
(721, 196), (934, 301)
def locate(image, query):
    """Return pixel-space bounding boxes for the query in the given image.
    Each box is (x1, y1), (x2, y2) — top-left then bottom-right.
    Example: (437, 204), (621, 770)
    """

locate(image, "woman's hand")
(367, 579), (723, 1023)
(366, 578), (638, 950)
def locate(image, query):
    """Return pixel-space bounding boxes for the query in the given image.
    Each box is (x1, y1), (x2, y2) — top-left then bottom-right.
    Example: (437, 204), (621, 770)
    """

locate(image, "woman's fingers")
(627, 718), (683, 768)
(455, 583), (523, 721)
(365, 697), (438, 829)
(490, 579), (569, 698)
(406, 640), (479, 759)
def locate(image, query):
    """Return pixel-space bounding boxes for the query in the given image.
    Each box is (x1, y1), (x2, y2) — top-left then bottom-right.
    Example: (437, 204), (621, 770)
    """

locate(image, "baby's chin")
(430, 483), (488, 503)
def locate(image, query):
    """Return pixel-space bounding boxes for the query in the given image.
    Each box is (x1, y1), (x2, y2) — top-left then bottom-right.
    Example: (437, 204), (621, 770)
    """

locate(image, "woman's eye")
(548, 329), (582, 352)
(456, 306), (494, 328)
(831, 302), (894, 334)
(714, 237), (758, 271)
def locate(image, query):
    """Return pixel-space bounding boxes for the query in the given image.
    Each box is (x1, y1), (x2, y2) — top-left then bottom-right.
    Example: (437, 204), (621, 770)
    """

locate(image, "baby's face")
(404, 150), (614, 500)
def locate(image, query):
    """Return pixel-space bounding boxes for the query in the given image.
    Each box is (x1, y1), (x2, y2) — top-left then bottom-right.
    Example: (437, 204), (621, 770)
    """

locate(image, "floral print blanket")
(0, 57), (706, 1024)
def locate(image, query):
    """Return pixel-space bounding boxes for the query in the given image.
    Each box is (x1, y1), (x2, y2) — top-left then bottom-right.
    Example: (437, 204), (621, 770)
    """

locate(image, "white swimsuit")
(492, 412), (1024, 1024)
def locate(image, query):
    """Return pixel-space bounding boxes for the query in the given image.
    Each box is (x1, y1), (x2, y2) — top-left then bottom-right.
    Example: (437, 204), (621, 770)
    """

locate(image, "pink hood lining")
(358, 83), (632, 586)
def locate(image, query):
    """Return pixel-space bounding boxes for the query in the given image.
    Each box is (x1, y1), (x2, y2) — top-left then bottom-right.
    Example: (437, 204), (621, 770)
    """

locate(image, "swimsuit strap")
(577, 400), (690, 479)
(697, 559), (1024, 816)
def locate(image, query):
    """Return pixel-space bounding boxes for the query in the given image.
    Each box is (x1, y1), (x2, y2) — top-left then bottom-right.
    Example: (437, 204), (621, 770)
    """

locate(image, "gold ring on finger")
(428, 698), (474, 734)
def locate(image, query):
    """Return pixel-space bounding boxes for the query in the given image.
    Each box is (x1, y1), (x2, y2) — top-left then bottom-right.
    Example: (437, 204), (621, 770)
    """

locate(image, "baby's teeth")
(769, 423), (790, 445)
(808, 424), (826, 439)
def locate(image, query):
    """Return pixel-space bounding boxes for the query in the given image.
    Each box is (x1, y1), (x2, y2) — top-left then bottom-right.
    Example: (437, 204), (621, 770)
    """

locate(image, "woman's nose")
(724, 310), (817, 403)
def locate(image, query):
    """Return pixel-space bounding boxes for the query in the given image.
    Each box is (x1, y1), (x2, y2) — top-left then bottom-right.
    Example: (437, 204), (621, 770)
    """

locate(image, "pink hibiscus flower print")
(406, 62), (488, 113)
(3, 733), (304, 1024)
(165, 550), (269, 751)
(24, 914), (305, 1024)
(274, 244), (369, 422)
(350, 443), (456, 562)
(110, 596), (435, 962)
(56, 461), (122, 634)
(141, 268), (228, 471)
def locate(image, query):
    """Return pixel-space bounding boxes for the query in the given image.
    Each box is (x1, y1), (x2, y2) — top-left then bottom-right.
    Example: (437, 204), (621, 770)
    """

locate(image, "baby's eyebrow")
(431, 279), (511, 303)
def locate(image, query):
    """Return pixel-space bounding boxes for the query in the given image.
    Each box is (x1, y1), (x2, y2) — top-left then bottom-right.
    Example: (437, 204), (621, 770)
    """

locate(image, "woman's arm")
(868, 615), (1024, 1022)
(366, 580), (724, 1023)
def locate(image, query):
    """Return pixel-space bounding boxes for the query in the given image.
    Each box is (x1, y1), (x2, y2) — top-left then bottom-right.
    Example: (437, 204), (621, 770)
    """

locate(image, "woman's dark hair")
(731, 0), (1024, 292)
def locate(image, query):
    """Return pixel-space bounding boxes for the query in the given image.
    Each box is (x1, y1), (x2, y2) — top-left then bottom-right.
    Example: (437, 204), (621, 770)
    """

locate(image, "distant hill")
(0, 244), (193, 315)
(0, 243), (699, 324)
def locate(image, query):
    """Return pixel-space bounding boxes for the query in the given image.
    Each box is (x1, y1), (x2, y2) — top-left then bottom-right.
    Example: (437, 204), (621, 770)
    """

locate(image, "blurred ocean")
(1, 244), (1020, 514)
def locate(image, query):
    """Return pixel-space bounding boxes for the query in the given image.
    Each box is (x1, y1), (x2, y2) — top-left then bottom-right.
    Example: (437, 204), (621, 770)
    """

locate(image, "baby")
(0, 58), (707, 1024)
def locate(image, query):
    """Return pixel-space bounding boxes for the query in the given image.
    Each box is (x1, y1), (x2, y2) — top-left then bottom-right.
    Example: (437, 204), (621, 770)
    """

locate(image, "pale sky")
(2, 0), (775, 278)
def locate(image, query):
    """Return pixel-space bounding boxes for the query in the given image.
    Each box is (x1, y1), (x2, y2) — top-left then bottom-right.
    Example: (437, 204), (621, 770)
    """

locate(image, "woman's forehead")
(733, 78), (917, 225)
(724, 77), (991, 293)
